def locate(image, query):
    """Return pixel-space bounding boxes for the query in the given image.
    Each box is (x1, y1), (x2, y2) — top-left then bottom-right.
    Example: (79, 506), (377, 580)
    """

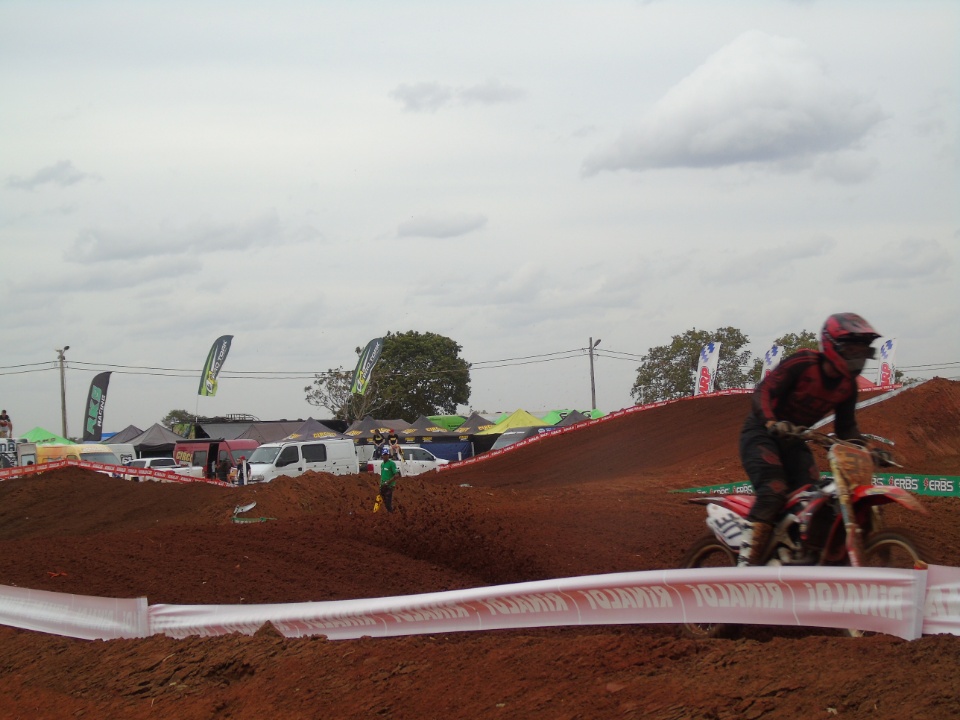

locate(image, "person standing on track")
(378, 448), (400, 513)
(738, 312), (881, 566)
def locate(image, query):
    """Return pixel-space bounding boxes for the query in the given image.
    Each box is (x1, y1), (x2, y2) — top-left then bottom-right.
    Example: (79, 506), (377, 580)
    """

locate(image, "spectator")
(236, 455), (252, 486)
(387, 429), (401, 460)
(216, 457), (232, 483)
(0, 409), (11, 439)
(372, 430), (385, 460)
(378, 448), (400, 513)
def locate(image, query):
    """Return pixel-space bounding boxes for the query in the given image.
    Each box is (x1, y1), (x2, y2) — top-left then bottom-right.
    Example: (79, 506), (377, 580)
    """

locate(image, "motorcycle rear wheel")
(846, 529), (927, 638)
(678, 535), (738, 639)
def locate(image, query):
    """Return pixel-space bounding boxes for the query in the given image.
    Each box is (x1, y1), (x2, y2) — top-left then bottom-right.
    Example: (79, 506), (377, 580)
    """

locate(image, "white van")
(247, 439), (359, 483)
(106, 443), (136, 465)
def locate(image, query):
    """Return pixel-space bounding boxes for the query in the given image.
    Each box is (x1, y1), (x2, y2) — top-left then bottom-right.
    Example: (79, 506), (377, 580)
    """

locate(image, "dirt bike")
(679, 428), (928, 638)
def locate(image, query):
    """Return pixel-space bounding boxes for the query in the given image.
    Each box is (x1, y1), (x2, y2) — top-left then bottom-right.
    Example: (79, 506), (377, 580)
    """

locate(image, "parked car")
(366, 446), (449, 476)
(123, 457), (183, 482)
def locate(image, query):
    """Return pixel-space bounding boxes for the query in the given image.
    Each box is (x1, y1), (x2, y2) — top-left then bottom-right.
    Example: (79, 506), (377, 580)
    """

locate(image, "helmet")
(819, 313), (881, 377)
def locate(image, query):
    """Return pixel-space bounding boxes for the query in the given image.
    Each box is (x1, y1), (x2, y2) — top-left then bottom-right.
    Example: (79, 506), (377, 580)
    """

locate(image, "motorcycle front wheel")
(846, 529), (927, 638)
(678, 535), (738, 639)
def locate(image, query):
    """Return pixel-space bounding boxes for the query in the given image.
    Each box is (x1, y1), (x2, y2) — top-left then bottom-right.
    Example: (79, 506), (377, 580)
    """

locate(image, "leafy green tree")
(161, 409), (193, 430)
(630, 327), (753, 404)
(304, 363), (381, 421)
(304, 331), (471, 422)
(376, 331), (471, 420)
(749, 330), (818, 380)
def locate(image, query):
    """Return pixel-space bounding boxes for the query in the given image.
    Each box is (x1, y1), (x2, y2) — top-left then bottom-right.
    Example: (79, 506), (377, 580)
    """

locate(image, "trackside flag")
(762, 344), (783, 381)
(81, 371), (112, 441)
(694, 341), (721, 396)
(877, 337), (897, 386)
(198, 335), (233, 397)
(351, 337), (384, 395)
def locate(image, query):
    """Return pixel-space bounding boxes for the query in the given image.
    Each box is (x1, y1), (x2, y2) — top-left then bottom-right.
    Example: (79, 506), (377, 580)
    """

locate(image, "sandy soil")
(1, 378), (959, 719)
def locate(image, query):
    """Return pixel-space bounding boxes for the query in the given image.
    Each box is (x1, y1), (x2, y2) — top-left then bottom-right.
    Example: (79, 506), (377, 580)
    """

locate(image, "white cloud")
(391, 79), (524, 113)
(397, 213), (487, 239)
(7, 160), (97, 190)
(582, 31), (886, 177)
(67, 211), (321, 263)
(839, 238), (953, 282)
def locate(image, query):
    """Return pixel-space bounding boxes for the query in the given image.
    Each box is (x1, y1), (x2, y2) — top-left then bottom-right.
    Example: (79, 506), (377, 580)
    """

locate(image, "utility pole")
(588, 337), (601, 411)
(56, 346), (70, 438)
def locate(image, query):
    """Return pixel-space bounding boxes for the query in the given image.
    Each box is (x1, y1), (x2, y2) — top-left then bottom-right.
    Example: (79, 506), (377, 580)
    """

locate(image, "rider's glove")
(871, 448), (895, 467)
(766, 420), (805, 438)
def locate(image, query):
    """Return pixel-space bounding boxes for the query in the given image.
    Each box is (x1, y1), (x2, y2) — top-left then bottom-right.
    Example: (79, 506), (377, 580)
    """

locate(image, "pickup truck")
(366, 446), (449, 477)
(122, 457), (190, 482)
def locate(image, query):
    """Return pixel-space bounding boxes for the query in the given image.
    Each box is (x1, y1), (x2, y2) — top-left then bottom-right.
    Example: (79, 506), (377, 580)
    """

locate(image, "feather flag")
(81, 371), (112, 441)
(351, 337), (384, 396)
(198, 335), (233, 397)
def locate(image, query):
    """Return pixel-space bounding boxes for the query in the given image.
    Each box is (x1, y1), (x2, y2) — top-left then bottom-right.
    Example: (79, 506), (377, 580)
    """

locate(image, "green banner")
(674, 473), (960, 498)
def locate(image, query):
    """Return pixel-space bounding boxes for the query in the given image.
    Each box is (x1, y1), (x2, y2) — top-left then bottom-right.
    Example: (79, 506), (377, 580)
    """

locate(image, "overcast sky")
(2, 0), (957, 437)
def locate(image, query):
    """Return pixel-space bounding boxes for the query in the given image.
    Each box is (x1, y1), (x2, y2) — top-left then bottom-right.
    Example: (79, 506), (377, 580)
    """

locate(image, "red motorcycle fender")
(851, 484), (928, 514)
(688, 494), (754, 517)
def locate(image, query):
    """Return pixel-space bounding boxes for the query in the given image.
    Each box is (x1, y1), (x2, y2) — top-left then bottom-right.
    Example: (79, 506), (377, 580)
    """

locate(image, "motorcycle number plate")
(706, 504), (748, 549)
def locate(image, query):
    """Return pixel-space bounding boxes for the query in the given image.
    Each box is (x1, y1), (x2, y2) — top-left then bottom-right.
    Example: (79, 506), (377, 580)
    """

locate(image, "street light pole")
(589, 337), (601, 411)
(56, 346), (70, 438)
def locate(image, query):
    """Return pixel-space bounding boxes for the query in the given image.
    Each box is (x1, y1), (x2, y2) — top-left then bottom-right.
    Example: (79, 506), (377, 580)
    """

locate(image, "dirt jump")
(1, 378), (959, 719)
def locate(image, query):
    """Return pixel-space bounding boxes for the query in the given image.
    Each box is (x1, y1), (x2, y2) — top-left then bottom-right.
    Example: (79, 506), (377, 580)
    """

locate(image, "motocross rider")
(737, 312), (881, 567)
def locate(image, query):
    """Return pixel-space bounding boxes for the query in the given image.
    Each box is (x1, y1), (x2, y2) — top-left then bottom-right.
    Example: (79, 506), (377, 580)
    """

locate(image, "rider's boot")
(737, 522), (773, 567)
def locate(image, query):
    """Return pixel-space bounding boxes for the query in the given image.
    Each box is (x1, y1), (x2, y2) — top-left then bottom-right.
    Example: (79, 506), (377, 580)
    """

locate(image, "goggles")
(838, 342), (876, 360)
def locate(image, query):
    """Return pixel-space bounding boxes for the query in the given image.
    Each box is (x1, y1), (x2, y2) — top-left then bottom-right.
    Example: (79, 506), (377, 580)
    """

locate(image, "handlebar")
(790, 428), (901, 468)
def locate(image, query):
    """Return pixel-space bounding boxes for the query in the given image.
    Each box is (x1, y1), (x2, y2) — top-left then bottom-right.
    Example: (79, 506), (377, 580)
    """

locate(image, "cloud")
(397, 212), (487, 239)
(392, 79), (524, 113)
(582, 31), (886, 176)
(839, 238), (953, 282)
(7, 160), (97, 190)
(701, 237), (837, 285)
(68, 211), (322, 263)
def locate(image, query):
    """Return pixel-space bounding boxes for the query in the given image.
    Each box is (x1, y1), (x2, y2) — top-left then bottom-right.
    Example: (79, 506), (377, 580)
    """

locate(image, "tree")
(304, 364), (382, 421)
(303, 331), (471, 422)
(161, 409), (194, 430)
(375, 331), (471, 420)
(630, 327), (753, 404)
(749, 330), (818, 380)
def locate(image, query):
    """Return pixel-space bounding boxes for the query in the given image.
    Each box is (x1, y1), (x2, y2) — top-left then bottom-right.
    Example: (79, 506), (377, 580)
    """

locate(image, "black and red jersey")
(751, 349), (860, 438)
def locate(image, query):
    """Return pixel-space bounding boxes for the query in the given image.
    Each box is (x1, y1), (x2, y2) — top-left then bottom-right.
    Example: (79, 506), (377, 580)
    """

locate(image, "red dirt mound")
(1, 378), (959, 719)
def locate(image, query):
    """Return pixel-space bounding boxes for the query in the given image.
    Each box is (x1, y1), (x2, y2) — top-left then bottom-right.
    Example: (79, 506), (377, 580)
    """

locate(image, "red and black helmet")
(819, 313), (881, 377)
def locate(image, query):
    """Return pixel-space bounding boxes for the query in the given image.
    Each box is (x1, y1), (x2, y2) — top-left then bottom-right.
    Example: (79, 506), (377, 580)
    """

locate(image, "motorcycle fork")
(828, 445), (873, 566)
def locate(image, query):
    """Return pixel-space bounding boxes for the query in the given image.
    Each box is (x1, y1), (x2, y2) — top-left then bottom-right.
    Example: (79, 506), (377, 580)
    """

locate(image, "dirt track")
(1, 378), (959, 719)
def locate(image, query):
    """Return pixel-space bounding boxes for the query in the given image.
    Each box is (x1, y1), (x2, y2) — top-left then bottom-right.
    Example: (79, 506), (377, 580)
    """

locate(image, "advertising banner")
(81, 371), (112, 441)
(694, 342), (721, 395)
(198, 335), (233, 397)
(761, 344), (783, 381)
(877, 338), (897, 386)
(351, 337), (384, 396)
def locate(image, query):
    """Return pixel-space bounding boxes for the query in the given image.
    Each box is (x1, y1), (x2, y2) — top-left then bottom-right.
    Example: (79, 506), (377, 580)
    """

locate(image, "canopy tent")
(476, 409), (549, 435)
(282, 418), (349, 441)
(556, 410), (594, 427)
(397, 416), (460, 443)
(235, 421), (303, 444)
(452, 412), (497, 438)
(21, 427), (75, 445)
(428, 415), (466, 432)
(123, 423), (185, 457)
(344, 417), (413, 444)
(103, 424), (144, 444)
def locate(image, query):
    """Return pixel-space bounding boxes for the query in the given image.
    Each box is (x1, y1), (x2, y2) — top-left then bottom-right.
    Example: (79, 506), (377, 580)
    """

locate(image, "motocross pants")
(739, 415), (819, 526)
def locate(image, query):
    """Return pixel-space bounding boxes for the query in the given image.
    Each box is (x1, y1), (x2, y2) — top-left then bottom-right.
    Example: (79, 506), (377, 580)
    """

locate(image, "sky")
(1, 0), (958, 438)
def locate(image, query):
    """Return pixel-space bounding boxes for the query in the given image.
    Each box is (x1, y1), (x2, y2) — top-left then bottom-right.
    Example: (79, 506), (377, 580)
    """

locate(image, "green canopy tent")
(476, 409), (549, 435)
(427, 414), (466, 432)
(20, 426), (76, 445)
(540, 409), (606, 425)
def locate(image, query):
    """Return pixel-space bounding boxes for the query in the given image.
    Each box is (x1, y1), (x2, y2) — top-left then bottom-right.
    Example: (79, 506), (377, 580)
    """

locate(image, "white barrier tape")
(0, 585), (147, 640)
(0, 459), (230, 486)
(148, 565), (926, 641)
(2, 565), (953, 642)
